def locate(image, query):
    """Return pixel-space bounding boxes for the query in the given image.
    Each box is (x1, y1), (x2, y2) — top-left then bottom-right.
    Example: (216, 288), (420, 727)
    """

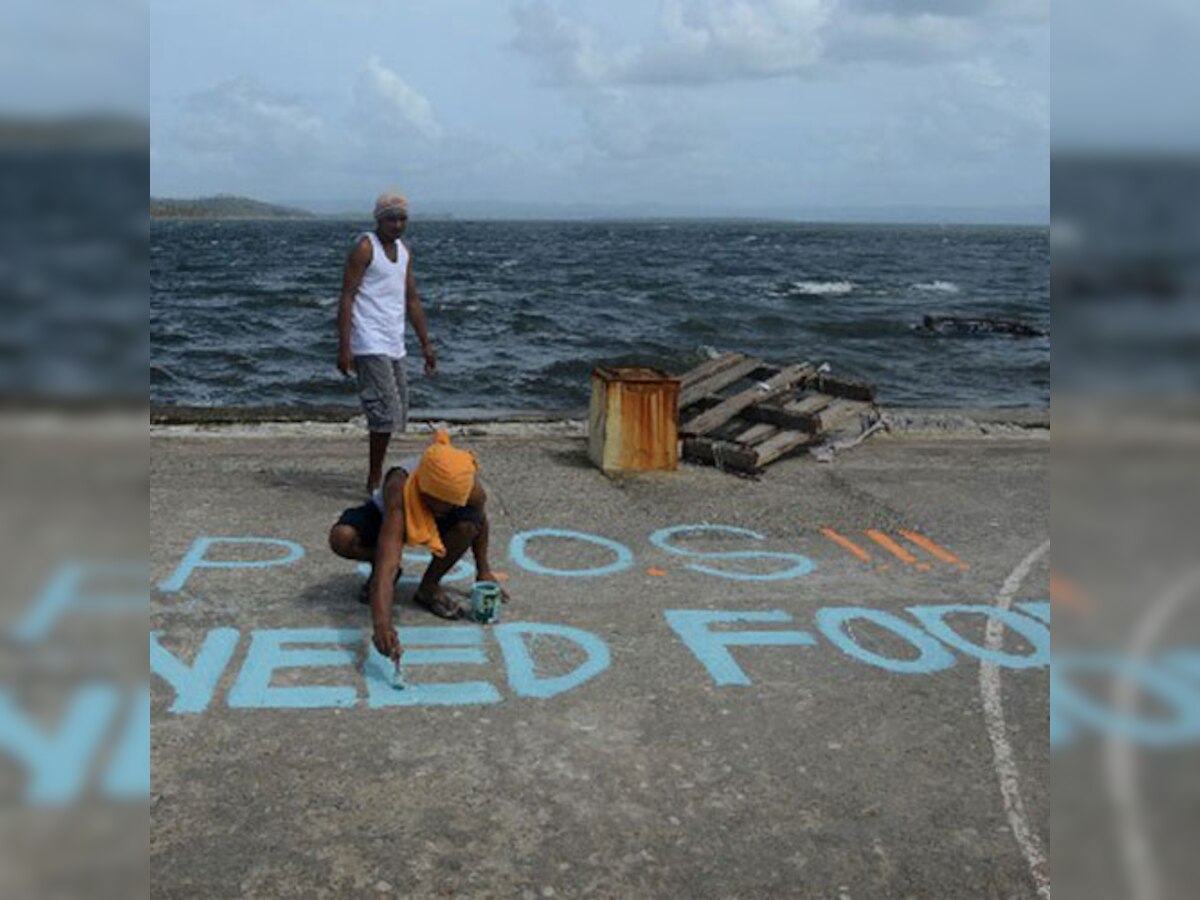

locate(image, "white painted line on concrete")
(1104, 567), (1200, 900)
(981, 540), (1051, 900)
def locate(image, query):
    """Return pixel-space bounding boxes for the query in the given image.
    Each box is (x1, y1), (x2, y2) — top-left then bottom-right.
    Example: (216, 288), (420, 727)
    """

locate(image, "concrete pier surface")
(151, 419), (1049, 899)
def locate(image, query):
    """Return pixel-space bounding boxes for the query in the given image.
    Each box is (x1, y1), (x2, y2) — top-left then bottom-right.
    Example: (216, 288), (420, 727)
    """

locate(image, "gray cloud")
(512, 0), (830, 85)
(824, 11), (977, 64)
(845, 0), (999, 16)
(572, 87), (718, 163)
(502, 0), (1046, 204)
(349, 57), (445, 143)
(158, 61), (462, 198)
(510, 0), (1046, 86)
(154, 78), (335, 198)
(510, 0), (608, 84)
(179, 79), (327, 156)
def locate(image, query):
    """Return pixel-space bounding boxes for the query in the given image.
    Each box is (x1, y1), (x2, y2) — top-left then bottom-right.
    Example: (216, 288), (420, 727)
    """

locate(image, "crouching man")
(328, 430), (505, 660)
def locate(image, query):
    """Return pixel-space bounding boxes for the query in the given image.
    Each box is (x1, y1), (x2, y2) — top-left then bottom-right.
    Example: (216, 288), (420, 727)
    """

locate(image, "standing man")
(338, 191), (437, 495)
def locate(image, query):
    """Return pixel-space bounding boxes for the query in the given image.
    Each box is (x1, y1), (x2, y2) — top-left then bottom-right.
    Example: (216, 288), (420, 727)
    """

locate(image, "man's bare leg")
(329, 524), (373, 562)
(415, 521), (478, 617)
(367, 431), (391, 495)
(330, 524), (401, 604)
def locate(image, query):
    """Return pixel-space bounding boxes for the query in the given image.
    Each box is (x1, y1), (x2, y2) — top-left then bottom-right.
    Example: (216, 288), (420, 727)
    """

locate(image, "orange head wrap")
(402, 430), (478, 556)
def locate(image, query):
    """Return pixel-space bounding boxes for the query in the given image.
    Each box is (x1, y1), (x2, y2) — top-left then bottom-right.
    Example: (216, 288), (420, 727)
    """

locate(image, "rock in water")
(920, 315), (1046, 338)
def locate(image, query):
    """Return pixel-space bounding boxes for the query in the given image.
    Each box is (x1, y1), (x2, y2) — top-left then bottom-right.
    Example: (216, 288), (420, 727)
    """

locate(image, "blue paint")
(158, 537), (305, 594)
(399, 647), (488, 666)
(357, 548), (475, 583)
(1052, 652), (1200, 747)
(398, 626), (485, 646)
(495, 623), (612, 698)
(664, 610), (816, 687)
(0, 685), (119, 805)
(103, 688), (150, 799)
(1016, 601), (1051, 624)
(650, 525), (815, 581)
(227, 629), (360, 709)
(11, 562), (146, 643)
(364, 626), (499, 707)
(509, 528), (633, 577)
(815, 607), (957, 674)
(907, 604), (1050, 669)
(151, 629), (240, 715)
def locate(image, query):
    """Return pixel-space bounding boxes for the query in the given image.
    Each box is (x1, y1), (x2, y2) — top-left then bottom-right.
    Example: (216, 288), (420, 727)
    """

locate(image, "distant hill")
(150, 195), (314, 220)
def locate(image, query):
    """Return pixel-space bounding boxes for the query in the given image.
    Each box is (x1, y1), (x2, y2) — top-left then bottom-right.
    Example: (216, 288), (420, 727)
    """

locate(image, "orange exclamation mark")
(898, 530), (970, 571)
(865, 530), (923, 569)
(821, 527), (873, 565)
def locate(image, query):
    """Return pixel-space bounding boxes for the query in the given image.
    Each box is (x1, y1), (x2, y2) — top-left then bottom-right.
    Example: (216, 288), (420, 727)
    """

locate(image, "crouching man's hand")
(476, 570), (512, 604)
(372, 618), (401, 661)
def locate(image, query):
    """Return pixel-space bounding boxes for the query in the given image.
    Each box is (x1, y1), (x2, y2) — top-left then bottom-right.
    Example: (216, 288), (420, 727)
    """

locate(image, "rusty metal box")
(587, 366), (680, 473)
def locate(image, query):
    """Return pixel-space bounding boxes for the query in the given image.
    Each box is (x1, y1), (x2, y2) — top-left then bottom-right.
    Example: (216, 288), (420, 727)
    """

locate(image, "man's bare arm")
(404, 248), (436, 375)
(337, 237), (372, 376)
(369, 472), (407, 658)
(465, 481), (504, 594)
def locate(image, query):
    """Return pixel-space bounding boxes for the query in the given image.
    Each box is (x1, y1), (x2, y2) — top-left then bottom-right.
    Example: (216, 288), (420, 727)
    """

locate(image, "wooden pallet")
(675, 352), (878, 475)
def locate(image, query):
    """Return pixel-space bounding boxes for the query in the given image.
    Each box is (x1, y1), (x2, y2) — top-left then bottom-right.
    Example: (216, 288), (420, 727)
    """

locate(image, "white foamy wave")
(295, 295), (337, 309)
(791, 280), (855, 296)
(912, 280), (961, 293)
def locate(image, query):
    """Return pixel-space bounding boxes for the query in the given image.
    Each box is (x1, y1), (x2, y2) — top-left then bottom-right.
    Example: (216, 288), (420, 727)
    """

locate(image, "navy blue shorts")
(335, 500), (481, 550)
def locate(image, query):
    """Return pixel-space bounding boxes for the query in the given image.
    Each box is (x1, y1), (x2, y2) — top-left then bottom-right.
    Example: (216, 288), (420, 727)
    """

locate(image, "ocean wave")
(790, 280), (855, 296)
(912, 280), (961, 293)
(677, 317), (720, 337)
(511, 312), (560, 333)
(291, 294), (337, 309)
(152, 219), (1049, 410)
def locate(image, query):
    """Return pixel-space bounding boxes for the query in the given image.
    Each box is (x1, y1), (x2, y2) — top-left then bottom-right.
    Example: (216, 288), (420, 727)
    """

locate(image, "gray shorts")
(355, 355), (408, 432)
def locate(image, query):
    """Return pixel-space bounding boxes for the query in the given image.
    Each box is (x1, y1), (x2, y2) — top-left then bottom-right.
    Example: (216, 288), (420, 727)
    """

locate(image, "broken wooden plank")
(678, 353), (746, 391)
(733, 422), (778, 446)
(813, 374), (875, 403)
(711, 417), (752, 442)
(678, 356), (767, 409)
(681, 364), (815, 436)
(682, 394), (724, 418)
(785, 394), (831, 416)
(753, 429), (817, 468)
(741, 403), (821, 434)
(747, 396), (872, 435)
(681, 438), (760, 474)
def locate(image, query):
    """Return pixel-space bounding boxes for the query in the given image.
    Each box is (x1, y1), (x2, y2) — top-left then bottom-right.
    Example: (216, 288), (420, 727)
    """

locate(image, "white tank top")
(350, 231), (409, 358)
(371, 455), (421, 512)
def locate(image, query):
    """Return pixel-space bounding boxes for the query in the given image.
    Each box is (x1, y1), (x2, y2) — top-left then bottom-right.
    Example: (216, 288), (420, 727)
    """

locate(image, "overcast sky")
(149, 0), (1049, 217)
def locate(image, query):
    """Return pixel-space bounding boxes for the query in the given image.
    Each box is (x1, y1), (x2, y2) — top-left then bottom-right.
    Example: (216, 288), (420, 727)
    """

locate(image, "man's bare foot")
(413, 584), (462, 620)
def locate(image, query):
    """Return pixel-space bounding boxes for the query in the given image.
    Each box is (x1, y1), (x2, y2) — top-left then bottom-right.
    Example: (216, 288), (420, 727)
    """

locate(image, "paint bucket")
(470, 581), (502, 624)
